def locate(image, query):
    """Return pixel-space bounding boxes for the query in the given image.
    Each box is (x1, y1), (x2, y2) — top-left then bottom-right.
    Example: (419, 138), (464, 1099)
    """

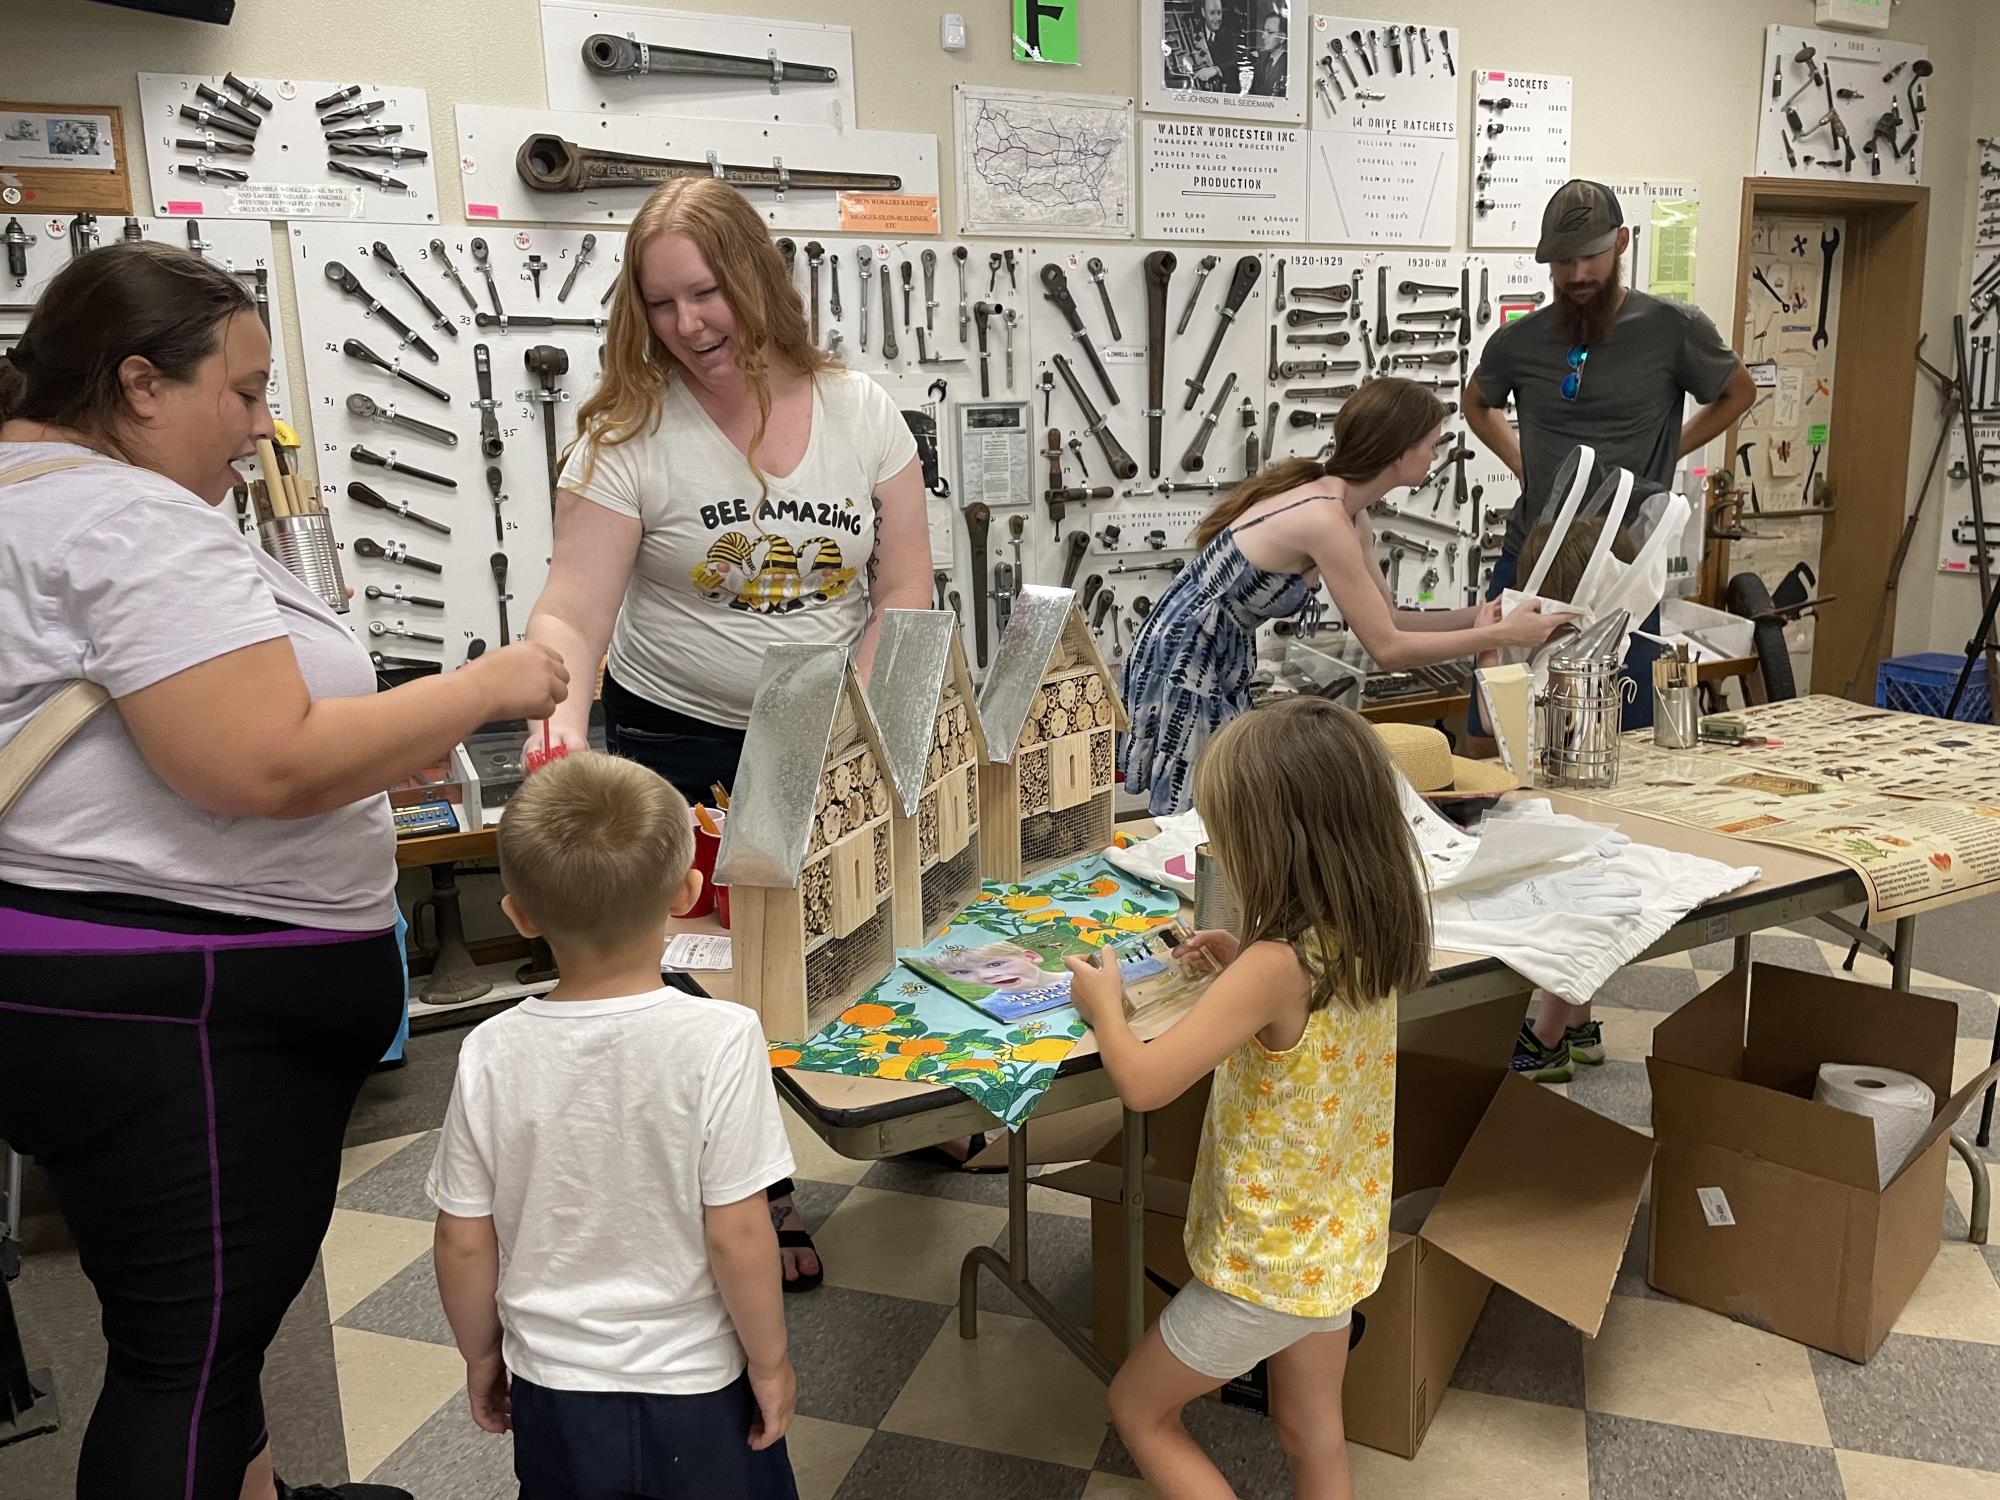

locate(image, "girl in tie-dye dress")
(1118, 378), (1573, 815)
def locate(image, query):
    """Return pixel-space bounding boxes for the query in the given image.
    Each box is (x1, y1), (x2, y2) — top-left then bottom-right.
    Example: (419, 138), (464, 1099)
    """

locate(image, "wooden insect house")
(867, 610), (988, 949)
(977, 585), (1127, 883)
(715, 643), (896, 1040)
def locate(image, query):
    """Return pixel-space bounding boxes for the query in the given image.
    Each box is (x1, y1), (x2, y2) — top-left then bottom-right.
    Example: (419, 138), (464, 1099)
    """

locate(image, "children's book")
(901, 919), (1211, 1026)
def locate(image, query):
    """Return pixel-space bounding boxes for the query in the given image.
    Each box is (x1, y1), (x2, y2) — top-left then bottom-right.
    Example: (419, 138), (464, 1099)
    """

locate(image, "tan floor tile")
(880, 1310), (1111, 1469)
(781, 1106), (876, 1186)
(1893, 1243), (2000, 1344)
(337, 1132), (425, 1190)
(1028, 1181), (1094, 1219)
(1348, 1390), (1589, 1499)
(331, 1325), (467, 1480)
(786, 1415), (873, 1500)
(811, 1185), (1008, 1304)
(1598, 1010), (1669, 1066)
(1957, 1036), (2000, 1094)
(1837, 1449), (2000, 1499)
(1082, 1475), (1156, 1499)
(320, 1209), (435, 1320)
(1582, 1294), (1830, 1447)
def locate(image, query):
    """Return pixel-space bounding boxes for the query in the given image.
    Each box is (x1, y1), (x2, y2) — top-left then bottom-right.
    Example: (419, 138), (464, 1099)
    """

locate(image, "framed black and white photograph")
(1142, 0), (1306, 125)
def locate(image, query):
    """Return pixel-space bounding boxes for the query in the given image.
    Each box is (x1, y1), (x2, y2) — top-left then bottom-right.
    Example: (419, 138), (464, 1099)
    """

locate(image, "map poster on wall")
(1141, 117), (1307, 240)
(1467, 69), (1571, 250)
(1141, 0), (1307, 126)
(954, 85), (1134, 238)
(1306, 14), (1459, 246)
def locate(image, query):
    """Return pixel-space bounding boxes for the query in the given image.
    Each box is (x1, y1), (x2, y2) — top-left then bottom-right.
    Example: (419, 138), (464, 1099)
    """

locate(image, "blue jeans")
(1468, 550), (1659, 736)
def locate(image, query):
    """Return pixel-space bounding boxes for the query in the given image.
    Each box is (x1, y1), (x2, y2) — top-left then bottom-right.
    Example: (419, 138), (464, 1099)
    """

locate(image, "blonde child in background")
(428, 754), (800, 1500)
(1065, 698), (1431, 1500)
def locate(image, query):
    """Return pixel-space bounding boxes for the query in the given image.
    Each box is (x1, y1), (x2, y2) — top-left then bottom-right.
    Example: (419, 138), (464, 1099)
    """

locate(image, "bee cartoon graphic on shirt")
(692, 525), (858, 613)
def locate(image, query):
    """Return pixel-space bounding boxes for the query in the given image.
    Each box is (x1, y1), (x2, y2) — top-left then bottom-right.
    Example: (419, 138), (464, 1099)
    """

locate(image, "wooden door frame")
(1712, 177), (1929, 698)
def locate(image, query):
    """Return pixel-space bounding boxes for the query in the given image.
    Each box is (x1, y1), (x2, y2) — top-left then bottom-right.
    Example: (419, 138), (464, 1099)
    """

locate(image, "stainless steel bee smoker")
(1532, 609), (1635, 790)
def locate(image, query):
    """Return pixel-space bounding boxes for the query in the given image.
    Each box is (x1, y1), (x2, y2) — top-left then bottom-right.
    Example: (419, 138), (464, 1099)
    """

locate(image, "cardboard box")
(1647, 964), (2000, 1363)
(1042, 996), (1654, 1457)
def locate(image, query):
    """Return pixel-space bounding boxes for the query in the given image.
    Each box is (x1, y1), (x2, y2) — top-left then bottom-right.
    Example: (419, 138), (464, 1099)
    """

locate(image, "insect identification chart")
(1307, 14), (1460, 247)
(1468, 70), (1572, 250)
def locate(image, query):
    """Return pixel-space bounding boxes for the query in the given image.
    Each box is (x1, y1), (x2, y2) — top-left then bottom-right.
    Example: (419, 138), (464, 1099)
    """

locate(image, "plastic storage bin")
(1874, 652), (1992, 723)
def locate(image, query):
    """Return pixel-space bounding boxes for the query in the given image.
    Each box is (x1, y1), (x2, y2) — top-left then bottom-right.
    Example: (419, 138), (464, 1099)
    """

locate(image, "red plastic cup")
(688, 811), (724, 920)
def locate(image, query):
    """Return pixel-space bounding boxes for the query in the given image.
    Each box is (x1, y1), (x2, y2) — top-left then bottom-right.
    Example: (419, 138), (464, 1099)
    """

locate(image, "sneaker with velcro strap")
(1563, 1019), (1605, 1066)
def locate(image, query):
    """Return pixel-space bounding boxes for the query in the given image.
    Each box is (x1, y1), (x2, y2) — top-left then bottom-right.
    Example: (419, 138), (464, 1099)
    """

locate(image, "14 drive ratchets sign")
(1143, 1), (1307, 126)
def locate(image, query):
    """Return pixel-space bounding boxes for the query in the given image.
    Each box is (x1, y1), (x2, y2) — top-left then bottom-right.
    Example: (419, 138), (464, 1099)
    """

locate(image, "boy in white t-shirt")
(428, 754), (799, 1499)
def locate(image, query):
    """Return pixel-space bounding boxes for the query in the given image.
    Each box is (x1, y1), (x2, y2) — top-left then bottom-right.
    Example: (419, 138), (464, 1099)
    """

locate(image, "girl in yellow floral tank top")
(1066, 698), (1431, 1500)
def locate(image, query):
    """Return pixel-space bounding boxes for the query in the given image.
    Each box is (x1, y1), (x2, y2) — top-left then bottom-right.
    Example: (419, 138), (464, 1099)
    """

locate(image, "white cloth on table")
(1104, 808), (1208, 895)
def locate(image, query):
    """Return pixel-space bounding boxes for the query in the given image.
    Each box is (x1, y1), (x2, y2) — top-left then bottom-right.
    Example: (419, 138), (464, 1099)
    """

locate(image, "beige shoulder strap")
(0, 455), (117, 824)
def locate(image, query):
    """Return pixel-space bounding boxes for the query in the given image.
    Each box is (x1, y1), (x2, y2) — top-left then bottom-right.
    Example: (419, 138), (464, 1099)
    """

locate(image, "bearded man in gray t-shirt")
(1466, 179), (1755, 567)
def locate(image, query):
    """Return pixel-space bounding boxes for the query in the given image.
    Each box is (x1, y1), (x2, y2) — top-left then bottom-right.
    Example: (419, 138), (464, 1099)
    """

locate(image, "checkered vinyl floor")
(322, 933), (2000, 1499)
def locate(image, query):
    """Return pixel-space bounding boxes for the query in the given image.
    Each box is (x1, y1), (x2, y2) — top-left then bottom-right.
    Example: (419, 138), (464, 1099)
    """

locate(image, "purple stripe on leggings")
(186, 948), (222, 1500)
(0, 904), (384, 955)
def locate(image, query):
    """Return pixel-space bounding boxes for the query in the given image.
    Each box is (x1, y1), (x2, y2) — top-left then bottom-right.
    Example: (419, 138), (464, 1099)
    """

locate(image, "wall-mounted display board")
(1754, 25), (1930, 184)
(539, 0), (856, 129)
(0, 213), (294, 424)
(0, 101), (131, 215)
(455, 103), (940, 235)
(1306, 14), (1460, 247)
(136, 73), (440, 223)
(290, 221), (626, 665)
(1467, 69), (1571, 251)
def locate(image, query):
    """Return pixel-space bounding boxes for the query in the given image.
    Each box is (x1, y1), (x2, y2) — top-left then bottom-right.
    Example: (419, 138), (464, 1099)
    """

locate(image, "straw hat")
(1371, 723), (1516, 799)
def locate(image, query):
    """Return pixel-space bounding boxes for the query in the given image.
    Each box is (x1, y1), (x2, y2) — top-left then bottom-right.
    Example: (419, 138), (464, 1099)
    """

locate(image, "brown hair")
(498, 754), (695, 955)
(0, 242), (255, 442)
(563, 179), (835, 501)
(1192, 377), (1448, 548)
(1192, 698), (1431, 1011)
(1516, 516), (1637, 605)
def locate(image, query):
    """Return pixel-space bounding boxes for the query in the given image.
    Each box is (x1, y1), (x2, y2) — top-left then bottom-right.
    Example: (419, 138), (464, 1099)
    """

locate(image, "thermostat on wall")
(1815, 0), (1891, 33)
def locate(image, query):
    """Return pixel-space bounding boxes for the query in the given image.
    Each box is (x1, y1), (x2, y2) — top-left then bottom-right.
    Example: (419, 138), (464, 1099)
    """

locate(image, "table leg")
(1733, 935), (1753, 972)
(1951, 1132), (1991, 1245)
(1122, 1106), (1149, 1359)
(957, 1124), (1116, 1382)
(1889, 916), (1916, 993)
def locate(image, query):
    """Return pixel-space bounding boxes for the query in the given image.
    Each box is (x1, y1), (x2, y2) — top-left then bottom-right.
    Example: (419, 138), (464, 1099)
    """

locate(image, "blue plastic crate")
(1874, 651), (1992, 722)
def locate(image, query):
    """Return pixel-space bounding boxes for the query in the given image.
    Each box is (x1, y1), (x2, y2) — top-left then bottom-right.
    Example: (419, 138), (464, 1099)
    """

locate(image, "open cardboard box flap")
(1419, 1073), (1654, 1337)
(1891, 1056), (2000, 1188)
(1652, 965), (1982, 1194)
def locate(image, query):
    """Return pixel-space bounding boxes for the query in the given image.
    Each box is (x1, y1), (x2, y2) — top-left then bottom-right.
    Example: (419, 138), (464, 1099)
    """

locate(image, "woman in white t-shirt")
(523, 180), (932, 1293)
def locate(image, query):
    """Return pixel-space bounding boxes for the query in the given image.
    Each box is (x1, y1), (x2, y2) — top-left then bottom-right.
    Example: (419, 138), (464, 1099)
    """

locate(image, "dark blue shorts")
(510, 1371), (800, 1500)
(1466, 549), (1659, 736)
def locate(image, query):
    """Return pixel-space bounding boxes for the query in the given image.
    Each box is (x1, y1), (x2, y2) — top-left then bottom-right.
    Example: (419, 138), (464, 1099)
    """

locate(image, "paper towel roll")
(1813, 1063), (1936, 1189)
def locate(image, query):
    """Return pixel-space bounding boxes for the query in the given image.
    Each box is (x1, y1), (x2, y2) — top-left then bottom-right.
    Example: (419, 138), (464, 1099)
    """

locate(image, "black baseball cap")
(1536, 180), (1624, 264)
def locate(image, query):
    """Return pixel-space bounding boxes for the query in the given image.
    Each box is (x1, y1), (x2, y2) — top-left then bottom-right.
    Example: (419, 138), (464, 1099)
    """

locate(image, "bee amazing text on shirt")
(692, 492), (869, 615)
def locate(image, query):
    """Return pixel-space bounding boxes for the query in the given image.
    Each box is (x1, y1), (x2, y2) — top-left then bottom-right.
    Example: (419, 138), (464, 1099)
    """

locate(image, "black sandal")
(778, 1228), (823, 1294)
(900, 1132), (1003, 1173)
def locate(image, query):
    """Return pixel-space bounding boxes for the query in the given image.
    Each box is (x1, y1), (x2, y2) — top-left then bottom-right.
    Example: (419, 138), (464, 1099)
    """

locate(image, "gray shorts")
(1156, 1276), (1353, 1381)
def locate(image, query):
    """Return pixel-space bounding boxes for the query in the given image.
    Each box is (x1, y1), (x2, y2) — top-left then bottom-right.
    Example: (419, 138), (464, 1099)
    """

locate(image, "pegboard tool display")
(0, 213), (295, 425)
(1467, 69), (1572, 250)
(136, 73), (441, 223)
(1307, 14), (1460, 247)
(539, 0), (856, 129)
(1754, 24), (1931, 182)
(290, 221), (626, 669)
(455, 103), (939, 233)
